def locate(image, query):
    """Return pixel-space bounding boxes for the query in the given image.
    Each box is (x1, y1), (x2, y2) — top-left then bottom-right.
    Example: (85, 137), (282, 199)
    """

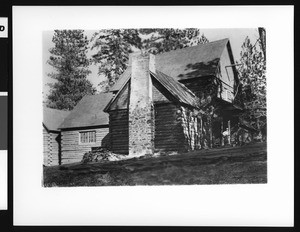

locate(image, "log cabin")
(58, 92), (113, 164)
(44, 38), (244, 164)
(43, 107), (69, 166)
(105, 38), (243, 157)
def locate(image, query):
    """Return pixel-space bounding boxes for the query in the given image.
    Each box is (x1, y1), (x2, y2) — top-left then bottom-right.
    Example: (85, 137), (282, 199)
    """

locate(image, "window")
(80, 131), (96, 144)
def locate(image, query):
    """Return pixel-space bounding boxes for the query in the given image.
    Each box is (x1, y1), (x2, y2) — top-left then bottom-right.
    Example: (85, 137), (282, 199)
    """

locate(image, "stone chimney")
(128, 52), (155, 157)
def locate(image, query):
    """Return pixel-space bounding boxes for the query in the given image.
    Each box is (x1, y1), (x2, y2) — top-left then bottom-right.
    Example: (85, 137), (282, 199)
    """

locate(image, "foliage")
(90, 29), (141, 92)
(138, 28), (209, 54)
(90, 28), (209, 91)
(236, 36), (266, 131)
(46, 30), (96, 110)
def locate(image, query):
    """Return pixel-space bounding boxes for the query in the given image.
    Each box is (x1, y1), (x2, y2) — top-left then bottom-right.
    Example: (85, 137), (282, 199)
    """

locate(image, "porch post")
(228, 120), (231, 145)
(210, 117), (213, 148)
(221, 121), (224, 146)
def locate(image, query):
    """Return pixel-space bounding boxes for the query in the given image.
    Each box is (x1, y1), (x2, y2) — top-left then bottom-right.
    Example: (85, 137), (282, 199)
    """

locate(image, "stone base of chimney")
(128, 102), (154, 158)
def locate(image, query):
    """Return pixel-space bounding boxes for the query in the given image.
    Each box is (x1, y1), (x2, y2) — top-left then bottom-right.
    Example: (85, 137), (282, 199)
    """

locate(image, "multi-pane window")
(80, 131), (96, 144)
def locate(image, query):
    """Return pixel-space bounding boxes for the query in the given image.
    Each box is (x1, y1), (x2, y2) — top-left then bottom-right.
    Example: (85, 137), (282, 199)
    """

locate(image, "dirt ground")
(43, 142), (267, 187)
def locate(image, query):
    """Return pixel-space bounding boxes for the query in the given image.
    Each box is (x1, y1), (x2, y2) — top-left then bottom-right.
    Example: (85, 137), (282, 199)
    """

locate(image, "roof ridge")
(110, 38), (231, 91)
(188, 38), (229, 48)
(156, 38), (229, 56)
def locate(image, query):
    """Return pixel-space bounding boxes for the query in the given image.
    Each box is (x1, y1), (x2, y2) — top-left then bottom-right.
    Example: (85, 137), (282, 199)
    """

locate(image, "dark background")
(0, 39), (8, 91)
(0, 38), (8, 91)
(0, 1), (10, 231)
(0, 96), (7, 149)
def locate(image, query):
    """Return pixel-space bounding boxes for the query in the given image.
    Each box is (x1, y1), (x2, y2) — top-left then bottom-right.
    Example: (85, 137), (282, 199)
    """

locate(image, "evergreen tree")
(90, 29), (141, 92)
(90, 28), (209, 91)
(46, 30), (96, 110)
(237, 36), (266, 132)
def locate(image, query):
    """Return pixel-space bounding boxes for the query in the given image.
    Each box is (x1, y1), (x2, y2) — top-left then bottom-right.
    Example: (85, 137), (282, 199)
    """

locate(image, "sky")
(42, 28), (259, 99)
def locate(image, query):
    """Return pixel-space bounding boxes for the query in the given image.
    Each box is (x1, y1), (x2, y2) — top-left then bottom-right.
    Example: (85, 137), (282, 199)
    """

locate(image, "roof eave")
(150, 70), (200, 109)
(59, 124), (109, 131)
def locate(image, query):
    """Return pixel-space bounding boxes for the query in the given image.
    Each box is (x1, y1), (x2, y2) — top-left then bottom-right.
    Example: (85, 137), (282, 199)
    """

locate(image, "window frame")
(79, 130), (97, 145)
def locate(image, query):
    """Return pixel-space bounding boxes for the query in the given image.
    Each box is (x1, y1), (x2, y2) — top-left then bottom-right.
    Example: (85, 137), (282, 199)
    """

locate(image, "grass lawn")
(43, 142), (267, 187)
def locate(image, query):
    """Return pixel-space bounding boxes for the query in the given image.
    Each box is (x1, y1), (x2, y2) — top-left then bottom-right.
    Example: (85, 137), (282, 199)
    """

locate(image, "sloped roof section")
(151, 70), (200, 108)
(110, 38), (229, 92)
(59, 92), (113, 129)
(155, 38), (229, 80)
(110, 66), (131, 92)
(43, 107), (70, 132)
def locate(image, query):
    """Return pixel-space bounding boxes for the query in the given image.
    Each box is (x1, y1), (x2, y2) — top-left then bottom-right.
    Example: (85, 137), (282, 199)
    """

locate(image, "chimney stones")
(128, 52), (155, 157)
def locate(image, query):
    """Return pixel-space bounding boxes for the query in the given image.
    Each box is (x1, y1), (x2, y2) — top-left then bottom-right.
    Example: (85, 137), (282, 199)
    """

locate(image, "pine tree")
(237, 36), (266, 132)
(90, 29), (141, 92)
(90, 28), (209, 91)
(46, 30), (96, 110)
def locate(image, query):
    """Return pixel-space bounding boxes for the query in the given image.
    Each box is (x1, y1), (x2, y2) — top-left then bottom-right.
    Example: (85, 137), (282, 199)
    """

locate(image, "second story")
(110, 38), (239, 105)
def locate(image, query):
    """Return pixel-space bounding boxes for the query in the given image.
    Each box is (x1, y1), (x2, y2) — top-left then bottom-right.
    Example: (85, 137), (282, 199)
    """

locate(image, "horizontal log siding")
(154, 103), (186, 152)
(109, 109), (129, 154)
(61, 127), (109, 164)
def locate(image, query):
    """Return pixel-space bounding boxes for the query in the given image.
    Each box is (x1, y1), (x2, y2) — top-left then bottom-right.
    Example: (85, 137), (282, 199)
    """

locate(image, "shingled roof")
(156, 38), (229, 80)
(105, 69), (200, 111)
(151, 70), (200, 108)
(110, 38), (230, 92)
(59, 92), (113, 129)
(43, 107), (70, 132)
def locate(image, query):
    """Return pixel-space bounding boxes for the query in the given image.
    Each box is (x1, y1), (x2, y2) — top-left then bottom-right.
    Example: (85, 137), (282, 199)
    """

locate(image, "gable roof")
(59, 92), (113, 129)
(110, 38), (230, 92)
(43, 107), (70, 132)
(105, 69), (200, 112)
(151, 70), (200, 108)
(156, 38), (229, 80)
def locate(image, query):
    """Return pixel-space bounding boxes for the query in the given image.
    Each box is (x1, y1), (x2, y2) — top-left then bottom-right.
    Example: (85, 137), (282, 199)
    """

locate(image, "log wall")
(61, 127), (109, 164)
(154, 103), (186, 152)
(109, 109), (129, 154)
(43, 128), (60, 166)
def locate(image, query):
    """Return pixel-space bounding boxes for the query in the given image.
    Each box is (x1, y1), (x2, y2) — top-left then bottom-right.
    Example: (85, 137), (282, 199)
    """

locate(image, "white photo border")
(13, 6), (294, 226)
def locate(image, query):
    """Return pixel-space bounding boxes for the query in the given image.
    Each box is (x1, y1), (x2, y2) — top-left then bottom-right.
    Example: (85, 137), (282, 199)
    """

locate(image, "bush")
(81, 148), (126, 163)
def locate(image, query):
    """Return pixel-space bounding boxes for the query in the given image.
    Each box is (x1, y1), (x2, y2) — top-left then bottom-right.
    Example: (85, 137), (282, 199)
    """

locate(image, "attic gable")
(110, 38), (231, 93)
(156, 38), (229, 80)
(104, 69), (200, 112)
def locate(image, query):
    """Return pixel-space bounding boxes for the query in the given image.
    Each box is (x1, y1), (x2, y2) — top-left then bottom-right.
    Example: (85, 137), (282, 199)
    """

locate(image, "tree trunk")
(258, 27), (266, 59)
